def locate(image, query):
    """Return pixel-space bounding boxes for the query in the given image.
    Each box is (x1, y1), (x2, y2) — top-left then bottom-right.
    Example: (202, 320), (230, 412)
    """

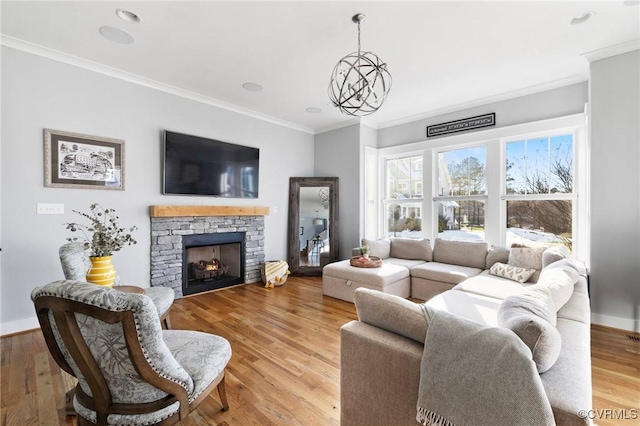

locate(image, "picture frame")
(44, 129), (125, 190)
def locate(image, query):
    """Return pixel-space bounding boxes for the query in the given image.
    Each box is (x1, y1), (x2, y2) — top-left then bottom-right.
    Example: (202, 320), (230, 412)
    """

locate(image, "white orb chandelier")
(328, 13), (392, 116)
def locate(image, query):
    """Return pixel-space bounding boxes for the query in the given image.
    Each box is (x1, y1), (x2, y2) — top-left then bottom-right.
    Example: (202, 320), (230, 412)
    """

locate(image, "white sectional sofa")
(334, 238), (592, 425)
(322, 237), (432, 302)
(323, 237), (511, 302)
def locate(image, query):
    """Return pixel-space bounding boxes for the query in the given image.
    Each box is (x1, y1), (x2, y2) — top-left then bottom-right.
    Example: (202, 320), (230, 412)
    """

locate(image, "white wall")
(0, 47), (314, 334)
(314, 124), (360, 259)
(378, 82), (588, 148)
(589, 50), (640, 332)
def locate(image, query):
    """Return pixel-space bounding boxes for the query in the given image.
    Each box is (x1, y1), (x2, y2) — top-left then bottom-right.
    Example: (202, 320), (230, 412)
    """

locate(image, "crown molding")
(0, 35), (315, 135)
(377, 74), (587, 130)
(582, 39), (640, 63)
(315, 117), (361, 135)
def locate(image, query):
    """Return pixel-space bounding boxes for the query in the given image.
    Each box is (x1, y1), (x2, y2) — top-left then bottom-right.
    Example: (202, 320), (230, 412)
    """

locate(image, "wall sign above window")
(427, 113), (496, 138)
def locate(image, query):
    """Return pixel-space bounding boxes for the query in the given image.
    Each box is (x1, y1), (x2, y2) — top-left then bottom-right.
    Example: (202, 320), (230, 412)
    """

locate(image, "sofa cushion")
(539, 318), (592, 425)
(323, 259), (409, 288)
(511, 286), (558, 326)
(508, 244), (547, 270)
(542, 245), (570, 268)
(411, 262), (483, 285)
(489, 262), (536, 283)
(452, 270), (533, 300)
(433, 238), (488, 269)
(354, 288), (428, 344)
(362, 238), (391, 259)
(389, 237), (432, 261)
(485, 245), (510, 269)
(497, 287), (561, 373)
(556, 271), (590, 324)
(384, 258), (427, 269)
(537, 262), (579, 311)
(425, 290), (502, 327)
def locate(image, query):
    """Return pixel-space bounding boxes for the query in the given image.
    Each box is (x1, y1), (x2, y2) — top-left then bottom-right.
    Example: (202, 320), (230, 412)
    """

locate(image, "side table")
(115, 285), (145, 294)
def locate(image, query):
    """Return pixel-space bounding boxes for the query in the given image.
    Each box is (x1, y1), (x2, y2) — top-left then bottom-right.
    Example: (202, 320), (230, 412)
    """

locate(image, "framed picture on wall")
(44, 129), (125, 190)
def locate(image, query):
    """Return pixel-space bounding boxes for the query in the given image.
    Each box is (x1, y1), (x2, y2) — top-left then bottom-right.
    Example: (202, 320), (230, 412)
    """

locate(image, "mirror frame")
(287, 177), (339, 275)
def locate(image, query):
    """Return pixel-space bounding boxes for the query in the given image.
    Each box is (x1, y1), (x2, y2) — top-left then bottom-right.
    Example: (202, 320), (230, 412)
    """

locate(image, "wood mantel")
(149, 205), (269, 218)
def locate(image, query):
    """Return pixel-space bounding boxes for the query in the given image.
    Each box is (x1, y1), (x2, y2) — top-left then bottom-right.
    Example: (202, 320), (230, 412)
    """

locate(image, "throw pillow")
(515, 285), (558, 326)
(508, 244), (547, 270)
(362, 238), (391, 259)
(537, 264), (579, 311)
(485, 245), (510, 269)
(541, 245), (570, 268)
(498, 287), (561, 373)
(389, 237), (432, 261)
(489, 262), (536, 283)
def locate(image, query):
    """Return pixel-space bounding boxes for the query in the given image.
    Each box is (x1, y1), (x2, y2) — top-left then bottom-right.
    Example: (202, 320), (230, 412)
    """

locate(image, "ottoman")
(322, 259), (410, 302)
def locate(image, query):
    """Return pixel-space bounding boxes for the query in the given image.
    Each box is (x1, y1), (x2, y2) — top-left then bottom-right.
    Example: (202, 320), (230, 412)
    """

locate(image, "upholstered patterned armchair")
(59, 242), (174, 329)
(31, 280), (231, 425)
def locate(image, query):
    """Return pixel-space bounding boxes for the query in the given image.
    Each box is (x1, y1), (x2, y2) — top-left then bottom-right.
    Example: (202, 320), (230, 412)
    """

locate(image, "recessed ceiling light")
(571, 11), (595, 25)
(116, 9), (141, 24)
(306, 107), (322, 114)
(242, 82), (263, 92)
(99, 26), (135, 44)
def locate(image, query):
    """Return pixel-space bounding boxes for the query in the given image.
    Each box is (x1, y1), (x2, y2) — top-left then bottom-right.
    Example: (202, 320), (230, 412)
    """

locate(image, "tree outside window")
(505, 135), (574, 249)
(436, 146), (486, 241)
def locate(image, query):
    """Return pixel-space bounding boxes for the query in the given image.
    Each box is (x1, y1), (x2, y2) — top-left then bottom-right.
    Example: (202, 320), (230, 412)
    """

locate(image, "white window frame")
(376, 113), (588, 262)
(500, 127), (583, 257)
(380, 151), (426, 239)
(433, 144), (488, 241)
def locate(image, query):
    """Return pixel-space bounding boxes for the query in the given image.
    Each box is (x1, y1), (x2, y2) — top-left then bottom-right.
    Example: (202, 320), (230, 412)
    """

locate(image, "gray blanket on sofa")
(417, 305), (555, 426)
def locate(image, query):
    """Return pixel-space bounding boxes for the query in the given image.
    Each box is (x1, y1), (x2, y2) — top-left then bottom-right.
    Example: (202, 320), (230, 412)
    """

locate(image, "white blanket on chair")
(416, 305), (555, 426)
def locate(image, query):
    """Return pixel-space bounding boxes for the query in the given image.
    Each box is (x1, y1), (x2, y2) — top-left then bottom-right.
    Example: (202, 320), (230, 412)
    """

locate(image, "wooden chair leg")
(65, 388), (77, 416)
(61, 371), (78, 417)
(161, 313), (172, 330)
(217, 375), (229, 411)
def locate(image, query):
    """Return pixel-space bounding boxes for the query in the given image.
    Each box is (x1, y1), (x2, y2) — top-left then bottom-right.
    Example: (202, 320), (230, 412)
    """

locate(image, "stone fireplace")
(183, 232), (244, 296)
(149, 205), (267, 298)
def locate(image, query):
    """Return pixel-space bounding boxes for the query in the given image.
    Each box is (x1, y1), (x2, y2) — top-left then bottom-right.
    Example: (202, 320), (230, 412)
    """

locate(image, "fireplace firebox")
(182, 232), (245, 296)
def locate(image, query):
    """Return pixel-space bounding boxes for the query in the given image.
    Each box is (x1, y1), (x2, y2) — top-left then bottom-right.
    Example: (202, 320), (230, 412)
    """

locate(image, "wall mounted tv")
(162, 130), (259, 198)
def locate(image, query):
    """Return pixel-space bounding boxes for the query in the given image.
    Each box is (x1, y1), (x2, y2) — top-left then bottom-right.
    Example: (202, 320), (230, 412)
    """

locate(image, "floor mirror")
(287, 177), (339, 275)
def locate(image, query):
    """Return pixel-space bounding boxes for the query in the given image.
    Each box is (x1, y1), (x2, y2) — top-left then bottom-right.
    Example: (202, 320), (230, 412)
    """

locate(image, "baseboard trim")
(1, 316), (40, 337)
(591, 313), (640, 333)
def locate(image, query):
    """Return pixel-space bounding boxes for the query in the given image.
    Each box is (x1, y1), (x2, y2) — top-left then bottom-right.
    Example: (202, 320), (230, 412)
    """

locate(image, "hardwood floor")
(1, 277), (638, 425)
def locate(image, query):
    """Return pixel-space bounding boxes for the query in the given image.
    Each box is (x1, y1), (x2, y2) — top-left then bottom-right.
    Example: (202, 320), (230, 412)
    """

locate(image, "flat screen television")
(162, 130), (259, 198)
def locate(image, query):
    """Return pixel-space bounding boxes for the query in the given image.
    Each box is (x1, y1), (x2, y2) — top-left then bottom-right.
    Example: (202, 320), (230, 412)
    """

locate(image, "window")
(376, 115), (585, 260)
(384, 155), (423, 238)
(504, 134), (575, 250)
(506, 135), (573, 195)
(436, 146), (486, 241)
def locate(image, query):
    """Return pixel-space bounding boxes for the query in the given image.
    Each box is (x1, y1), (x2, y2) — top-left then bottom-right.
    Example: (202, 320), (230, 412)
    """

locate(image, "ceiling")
(1, 1), (639, 134)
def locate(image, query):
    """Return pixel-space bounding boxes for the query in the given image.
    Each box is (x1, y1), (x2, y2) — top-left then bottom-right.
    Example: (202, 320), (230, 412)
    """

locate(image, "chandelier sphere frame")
(328, 13), (392, 116)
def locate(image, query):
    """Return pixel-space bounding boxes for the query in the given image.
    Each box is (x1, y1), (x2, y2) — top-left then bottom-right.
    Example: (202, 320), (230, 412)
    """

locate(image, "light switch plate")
(37, 203), (64, 215)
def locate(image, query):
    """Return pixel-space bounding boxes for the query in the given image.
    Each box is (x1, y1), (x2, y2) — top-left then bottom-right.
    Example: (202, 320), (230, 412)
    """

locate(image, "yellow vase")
(86, 256), (116, 288)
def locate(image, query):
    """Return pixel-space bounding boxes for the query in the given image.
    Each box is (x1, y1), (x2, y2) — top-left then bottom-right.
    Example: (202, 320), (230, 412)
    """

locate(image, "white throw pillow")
(537, 264), (579, 311)
(542, 245), (570, 268)
(489, 262), (536, 283)
(508, 244), (547, 270)
(498, 286), (561, 373)
(486, 245), (510, 269)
